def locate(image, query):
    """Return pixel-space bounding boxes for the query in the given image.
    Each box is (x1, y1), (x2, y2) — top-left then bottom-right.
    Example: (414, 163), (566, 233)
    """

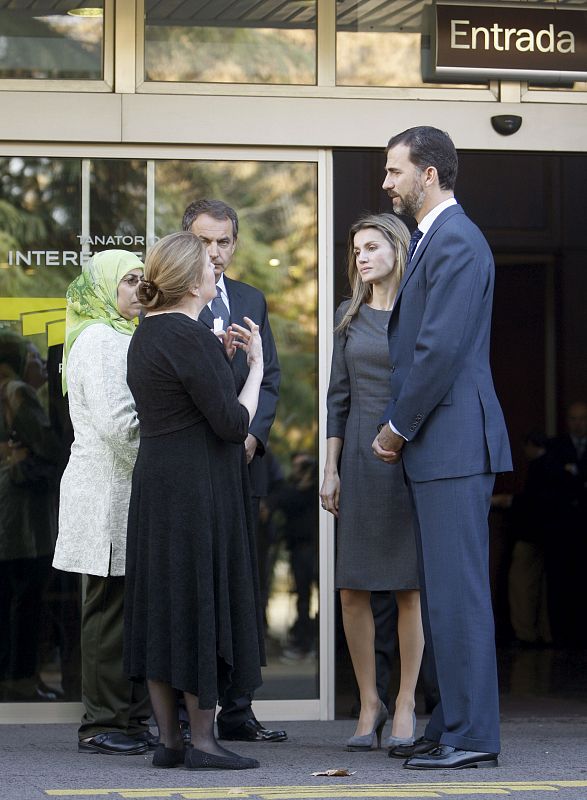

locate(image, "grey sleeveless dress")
(327, 301), (418, 591)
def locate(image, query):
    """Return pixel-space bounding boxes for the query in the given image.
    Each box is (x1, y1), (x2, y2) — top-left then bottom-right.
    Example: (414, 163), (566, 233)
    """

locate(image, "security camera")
(491, 115), (522, 136)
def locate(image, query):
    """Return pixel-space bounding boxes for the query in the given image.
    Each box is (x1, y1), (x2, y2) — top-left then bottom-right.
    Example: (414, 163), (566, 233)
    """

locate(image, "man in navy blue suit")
(181, 198), (286, 743)
(372, 127), (512, 770)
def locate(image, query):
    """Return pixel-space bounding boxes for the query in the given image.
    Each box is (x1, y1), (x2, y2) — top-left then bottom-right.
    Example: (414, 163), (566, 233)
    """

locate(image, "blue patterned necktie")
(211, 286), (230, 330)
(407, 228), (423, 262)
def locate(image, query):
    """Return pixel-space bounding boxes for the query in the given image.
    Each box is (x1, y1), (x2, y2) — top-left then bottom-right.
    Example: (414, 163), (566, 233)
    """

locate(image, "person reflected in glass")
(0, 331), (60, 702)
(272, 452), (319, 660)
(320, 214), (424, 751)
(123, 232), (265, 771)
(52, 250), (153, 755)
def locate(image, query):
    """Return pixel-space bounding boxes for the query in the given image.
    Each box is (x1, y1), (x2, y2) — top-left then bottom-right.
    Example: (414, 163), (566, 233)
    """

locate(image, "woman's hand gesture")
(218, 326), (239, 361)
(231, 317), (263, 369)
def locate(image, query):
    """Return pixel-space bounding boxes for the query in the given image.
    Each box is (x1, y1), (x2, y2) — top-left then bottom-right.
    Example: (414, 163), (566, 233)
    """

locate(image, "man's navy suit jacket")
(200, 276), (280, 496)
(382, 203), (512, 482)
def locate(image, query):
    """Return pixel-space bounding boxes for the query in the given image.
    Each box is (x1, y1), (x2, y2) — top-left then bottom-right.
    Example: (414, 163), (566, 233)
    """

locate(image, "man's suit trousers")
(409, 472), (500, 754)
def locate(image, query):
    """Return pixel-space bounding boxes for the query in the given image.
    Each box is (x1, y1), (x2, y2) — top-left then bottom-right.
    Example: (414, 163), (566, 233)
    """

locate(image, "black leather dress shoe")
(388, 735), (438, 759)
(217, 718), (288, 742)
(179, 720), (192, 743)
(135, 730), (159, 749)
(78, 732), (149, 755)
(404, 744), (498, 770)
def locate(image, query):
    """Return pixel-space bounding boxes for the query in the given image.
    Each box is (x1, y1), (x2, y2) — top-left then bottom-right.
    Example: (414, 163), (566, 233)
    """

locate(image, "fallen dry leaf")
(311, 768), (356, 777)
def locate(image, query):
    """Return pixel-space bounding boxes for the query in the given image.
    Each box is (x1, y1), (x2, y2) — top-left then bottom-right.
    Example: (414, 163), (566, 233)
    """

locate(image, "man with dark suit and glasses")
(372, 127), (512, 770)
(181, 198), (286, 744)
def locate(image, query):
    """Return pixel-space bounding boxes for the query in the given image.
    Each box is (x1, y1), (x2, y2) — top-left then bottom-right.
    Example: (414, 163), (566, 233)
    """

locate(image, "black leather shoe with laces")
(404, 744), (498, 770)
(388, 735), (438, 759)
(217, 718), (287, 743)
(135, 730), (159, 749)
(179, 720), (191, 743)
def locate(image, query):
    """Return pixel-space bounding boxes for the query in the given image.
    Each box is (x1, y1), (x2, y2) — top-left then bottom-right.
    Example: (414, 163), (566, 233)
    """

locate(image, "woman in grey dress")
(320, 214), (424, 750)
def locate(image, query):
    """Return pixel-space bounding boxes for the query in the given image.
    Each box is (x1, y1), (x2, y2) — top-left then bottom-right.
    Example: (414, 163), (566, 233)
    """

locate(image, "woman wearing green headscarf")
(52, 250), (153, 756)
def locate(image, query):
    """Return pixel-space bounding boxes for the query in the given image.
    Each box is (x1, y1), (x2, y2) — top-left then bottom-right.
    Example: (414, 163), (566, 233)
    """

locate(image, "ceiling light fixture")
(67, 6), (103, 17)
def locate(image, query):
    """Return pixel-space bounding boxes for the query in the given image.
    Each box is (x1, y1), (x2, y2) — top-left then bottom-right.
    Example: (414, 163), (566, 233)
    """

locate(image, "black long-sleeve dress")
(123, 313), (265, 709)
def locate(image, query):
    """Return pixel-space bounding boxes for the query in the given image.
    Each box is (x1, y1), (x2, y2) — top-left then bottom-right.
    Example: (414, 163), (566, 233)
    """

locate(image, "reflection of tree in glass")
(155, 160), (317, 458)
(89, 161), (147, 251)
(0, 158), (81, 321)
(0, 12), (101, 80)
(337, 31), (484, 89)
(0, 157), (149, 312)
(145, 27), (315, 85)
(337, 31), (421, 87)
(44, 16), (103, 49)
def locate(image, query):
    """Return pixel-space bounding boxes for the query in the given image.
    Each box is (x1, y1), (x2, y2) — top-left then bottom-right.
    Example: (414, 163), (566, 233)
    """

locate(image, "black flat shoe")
(184, 746), (259, 770)
(388, 735), (438, 759)
(152, 744), (185, 768)
(217, 718), (287, 742)
(404, 744), (498, 770)
(78, 732), (148, 755)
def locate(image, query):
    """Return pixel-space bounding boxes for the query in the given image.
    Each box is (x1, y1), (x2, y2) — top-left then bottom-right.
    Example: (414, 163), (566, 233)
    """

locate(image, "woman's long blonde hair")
(335, 213), (411, 334)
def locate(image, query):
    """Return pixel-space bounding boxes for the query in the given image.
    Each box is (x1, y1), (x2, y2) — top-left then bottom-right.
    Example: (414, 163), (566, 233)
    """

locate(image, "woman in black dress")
(124, 231), (265, 770)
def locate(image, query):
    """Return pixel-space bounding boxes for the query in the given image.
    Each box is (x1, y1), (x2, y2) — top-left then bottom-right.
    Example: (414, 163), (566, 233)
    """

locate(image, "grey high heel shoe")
(346, 702), (388, 751)
(383, 711), (416, 748)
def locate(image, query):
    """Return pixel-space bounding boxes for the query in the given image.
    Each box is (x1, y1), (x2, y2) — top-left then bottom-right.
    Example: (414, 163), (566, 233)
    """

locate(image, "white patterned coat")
(53, 324), (138, 577)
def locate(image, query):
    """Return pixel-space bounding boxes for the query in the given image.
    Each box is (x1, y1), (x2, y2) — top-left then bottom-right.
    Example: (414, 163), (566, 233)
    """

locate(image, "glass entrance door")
(0, 149), (326, 721)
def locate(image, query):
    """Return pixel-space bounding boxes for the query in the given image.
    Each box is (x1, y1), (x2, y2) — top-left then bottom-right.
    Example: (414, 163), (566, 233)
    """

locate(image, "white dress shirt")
(410, 197), (457, 260)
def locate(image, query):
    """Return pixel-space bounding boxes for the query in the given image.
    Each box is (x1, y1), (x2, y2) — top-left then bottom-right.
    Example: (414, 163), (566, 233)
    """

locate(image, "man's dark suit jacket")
(548, 434), (587, 478)
(199, 276), (280, 497)
(382, 203), (512, 480)
(546, 433), (587, 511)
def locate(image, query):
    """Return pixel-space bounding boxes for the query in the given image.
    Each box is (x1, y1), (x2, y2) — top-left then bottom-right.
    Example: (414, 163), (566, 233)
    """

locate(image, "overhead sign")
(430, 3), (587, 83)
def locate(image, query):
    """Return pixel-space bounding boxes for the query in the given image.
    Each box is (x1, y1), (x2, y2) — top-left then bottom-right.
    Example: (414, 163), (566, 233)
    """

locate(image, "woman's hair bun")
(137, 279), (162, 306)
(141, 231), (206, 311)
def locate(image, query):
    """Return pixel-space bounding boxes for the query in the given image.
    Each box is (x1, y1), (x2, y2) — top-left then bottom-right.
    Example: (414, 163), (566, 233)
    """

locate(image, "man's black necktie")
(407, 228), (423, 262)
(211, 286), (230, 330)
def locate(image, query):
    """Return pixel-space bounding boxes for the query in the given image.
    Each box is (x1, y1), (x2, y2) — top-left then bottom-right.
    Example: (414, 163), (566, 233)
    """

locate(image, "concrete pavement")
(2, 715), (587, 800)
